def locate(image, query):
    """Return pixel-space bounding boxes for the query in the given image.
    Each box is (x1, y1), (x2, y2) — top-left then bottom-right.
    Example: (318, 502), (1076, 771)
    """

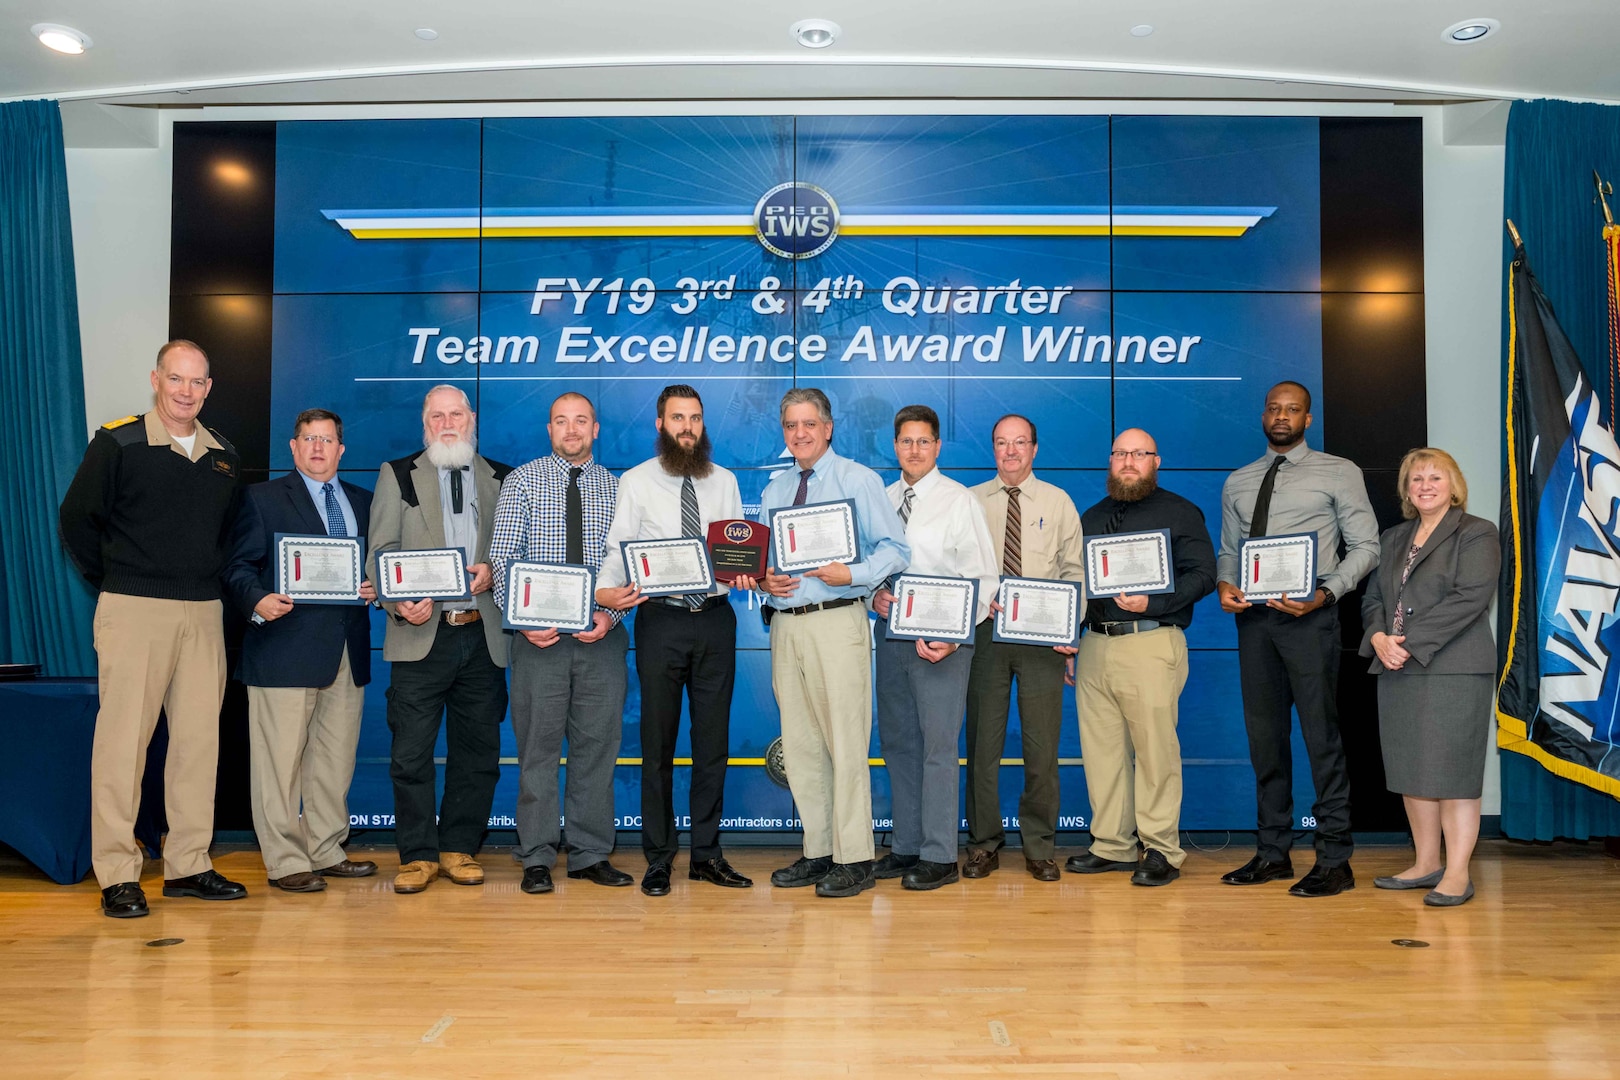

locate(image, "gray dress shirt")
(1217, 442), (1380, 599)
(437, 465), (478, 612)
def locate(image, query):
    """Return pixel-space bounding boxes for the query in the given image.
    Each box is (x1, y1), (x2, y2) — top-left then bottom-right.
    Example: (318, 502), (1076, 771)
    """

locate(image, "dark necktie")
(566, 466), (584, 564)
(1249, 455), (1286, 538)
(1104, 500), (1129, 535)
(792, 468), (812, 506)
(321, 482), (346, 537)
(1003, 486), (1023, 577)
(681, 476), (704, 609)
(450, 467), (465, 514)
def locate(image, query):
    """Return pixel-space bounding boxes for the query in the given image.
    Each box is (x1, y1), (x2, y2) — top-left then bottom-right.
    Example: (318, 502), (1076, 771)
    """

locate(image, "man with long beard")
(368, 385), (512, 895)
(595, 384), (751, 896)
(1070, 428), (1215, 886)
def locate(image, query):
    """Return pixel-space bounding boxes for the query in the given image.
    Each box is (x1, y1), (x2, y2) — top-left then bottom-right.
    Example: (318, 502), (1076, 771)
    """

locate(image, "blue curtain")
(1500, 98), (1620, 839)
(0, 99), (96, 676)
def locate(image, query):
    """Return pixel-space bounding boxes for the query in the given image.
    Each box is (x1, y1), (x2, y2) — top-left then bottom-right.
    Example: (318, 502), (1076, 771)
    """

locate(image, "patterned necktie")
(792, 468), (812, 506)
(681, 475), (704, 609)
(1002, 486), (1023, 577)
(322, 482), (346, 537)
(566, 466), (584, 564)
(1249, 455), (1285, 538)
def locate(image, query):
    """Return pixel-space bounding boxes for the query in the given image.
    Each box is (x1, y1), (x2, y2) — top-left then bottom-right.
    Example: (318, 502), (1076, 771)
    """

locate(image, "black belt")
(649, 594), (729, 612)
(776, 597), (863, 617)
(1087, 619), (1162, 636)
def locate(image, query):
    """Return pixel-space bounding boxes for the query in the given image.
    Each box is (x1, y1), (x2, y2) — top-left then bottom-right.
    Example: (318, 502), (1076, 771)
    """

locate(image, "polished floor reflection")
(2, 841), (1615, 1078)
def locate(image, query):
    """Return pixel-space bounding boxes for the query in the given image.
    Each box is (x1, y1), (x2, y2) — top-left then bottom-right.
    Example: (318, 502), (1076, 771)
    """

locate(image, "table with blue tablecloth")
(0, 679), (165, 884)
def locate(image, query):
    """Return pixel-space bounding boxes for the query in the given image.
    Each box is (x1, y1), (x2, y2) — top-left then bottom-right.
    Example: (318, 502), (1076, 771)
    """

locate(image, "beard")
(425, 434), (477, 469)
(1106, 471), (1158, 502)
(657, 427), (714, 479)
(1264, 424), (1298, 448)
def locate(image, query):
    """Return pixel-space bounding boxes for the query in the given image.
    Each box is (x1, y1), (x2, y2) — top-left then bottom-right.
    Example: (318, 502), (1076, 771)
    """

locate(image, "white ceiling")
(3, 0), (1616, 114)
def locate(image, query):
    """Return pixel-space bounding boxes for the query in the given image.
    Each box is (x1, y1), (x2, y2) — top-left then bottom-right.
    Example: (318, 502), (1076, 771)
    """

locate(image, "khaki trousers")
(247, 646), (366, 878)
(90, 593), (226, 888)
(769, 603), (875, 864)
(1075, 626), (1189, 867)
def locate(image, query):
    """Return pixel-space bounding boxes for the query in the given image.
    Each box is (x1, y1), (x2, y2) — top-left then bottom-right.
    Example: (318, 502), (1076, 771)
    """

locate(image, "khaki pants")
(91, 593), (226, 888)
(1076, 626), (1189, 867)
(247, 646), (366, 879)
(769, 603), (875, 864)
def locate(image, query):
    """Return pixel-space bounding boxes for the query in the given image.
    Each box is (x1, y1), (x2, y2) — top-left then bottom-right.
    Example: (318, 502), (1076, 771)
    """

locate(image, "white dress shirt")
(597, 457), (744, 595)
(887, 466), (1000, 623)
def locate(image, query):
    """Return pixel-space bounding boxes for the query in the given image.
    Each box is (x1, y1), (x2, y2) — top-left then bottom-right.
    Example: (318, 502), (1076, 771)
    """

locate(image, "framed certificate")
(377, 548), (471, 603)
(1240, 532), (1319, 602)
(1085, 529), (1174, 598)
(992, 576), (1081, 647)
(274, 533), (364, 605)
(621, 537), (716, 597)
(767, 499), (860, 574)
(502, 562), (595, 633)
(885, 574), (978, 644)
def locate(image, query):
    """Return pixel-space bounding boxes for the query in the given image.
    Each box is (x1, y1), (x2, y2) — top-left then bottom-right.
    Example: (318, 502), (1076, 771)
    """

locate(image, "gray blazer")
(1358, 507), (1500, 676)
(367, 450), (511, 667)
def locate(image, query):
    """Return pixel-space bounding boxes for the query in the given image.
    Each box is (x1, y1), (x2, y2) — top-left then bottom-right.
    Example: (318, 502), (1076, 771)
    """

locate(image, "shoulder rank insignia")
(101, 415), (139, 430)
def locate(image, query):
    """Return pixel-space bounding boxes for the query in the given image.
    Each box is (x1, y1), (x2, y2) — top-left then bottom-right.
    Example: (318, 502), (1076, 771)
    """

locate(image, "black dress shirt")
(1079, 486), (1217, 629)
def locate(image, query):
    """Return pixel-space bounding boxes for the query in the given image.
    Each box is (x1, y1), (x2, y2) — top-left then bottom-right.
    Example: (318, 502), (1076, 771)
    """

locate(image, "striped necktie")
(1002, 486), (1023, 577)
(681, 476), (704, 609)
(883, 487), (916, 593)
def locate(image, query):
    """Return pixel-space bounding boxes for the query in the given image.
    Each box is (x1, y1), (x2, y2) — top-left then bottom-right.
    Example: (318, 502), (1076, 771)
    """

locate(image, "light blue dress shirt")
(758, 447), (910, 609)
(297, 469), (356, 538)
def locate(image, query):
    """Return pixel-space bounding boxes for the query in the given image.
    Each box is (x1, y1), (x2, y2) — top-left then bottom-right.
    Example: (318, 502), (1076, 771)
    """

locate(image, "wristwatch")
(1317, 586), (1337, 608)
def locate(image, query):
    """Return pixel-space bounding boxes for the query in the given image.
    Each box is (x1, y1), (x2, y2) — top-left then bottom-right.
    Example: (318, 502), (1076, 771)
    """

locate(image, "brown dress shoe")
(1026, 858), (1061, 882)
(440, 852), (485, 886)
(394, 860), (440, 894)
(269, 871), (327, 893)
(962, 850), (999, 879)
(317, 858), (378, 878)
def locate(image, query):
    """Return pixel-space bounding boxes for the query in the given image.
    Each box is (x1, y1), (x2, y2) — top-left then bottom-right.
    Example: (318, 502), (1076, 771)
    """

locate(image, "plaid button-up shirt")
(489, 453), (619, 620)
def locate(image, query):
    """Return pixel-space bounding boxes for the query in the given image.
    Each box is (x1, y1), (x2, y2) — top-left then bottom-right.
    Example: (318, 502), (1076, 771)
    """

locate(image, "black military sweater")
(58, 414), (241, 600)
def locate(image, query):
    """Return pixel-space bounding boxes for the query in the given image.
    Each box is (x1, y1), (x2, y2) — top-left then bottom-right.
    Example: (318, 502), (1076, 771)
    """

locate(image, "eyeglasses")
(1109, 449), (1158, 461)
(993, 438), (1033, 451)
(895, 437), (936, 450)
(297, 434), (337, 446)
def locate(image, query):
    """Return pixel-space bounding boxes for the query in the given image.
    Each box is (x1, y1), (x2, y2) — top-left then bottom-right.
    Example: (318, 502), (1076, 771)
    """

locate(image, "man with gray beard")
(1070, 428), (1215, 886)
(367, 385), (513, 895)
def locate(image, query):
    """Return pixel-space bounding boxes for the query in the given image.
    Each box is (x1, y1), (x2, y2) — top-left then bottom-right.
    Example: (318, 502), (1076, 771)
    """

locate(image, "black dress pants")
(385, 621), (506, 864)
(1235, 603), (1353, 866)
(635, 601), (737, 864)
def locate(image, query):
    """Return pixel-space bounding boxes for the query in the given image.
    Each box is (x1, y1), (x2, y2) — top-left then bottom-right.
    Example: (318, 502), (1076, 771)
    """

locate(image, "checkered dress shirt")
(489, 453), (620, 620)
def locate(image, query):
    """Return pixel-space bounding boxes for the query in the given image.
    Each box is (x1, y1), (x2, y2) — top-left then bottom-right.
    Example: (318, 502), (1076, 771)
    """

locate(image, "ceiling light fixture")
(1442, 18), (1500, 44)
(414, 28), (439, 41)
(1129, 24), (1154, 38)
(31, 23), (92, 55)
(791, 19), (841, 49)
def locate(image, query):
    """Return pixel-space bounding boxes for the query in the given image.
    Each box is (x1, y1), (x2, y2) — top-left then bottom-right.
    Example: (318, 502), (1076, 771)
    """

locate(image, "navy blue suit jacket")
(224, 471), (374, 688)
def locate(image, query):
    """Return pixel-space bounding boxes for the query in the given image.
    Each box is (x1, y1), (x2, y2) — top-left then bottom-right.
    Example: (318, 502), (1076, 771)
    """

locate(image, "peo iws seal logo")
(765, 736), (790, 788)
(753, 182), (840, 260)
(724, 521), (756, 543)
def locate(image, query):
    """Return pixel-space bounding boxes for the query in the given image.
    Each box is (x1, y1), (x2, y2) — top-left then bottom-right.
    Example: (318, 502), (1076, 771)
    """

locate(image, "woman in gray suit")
(1360, 448), (1500, 907)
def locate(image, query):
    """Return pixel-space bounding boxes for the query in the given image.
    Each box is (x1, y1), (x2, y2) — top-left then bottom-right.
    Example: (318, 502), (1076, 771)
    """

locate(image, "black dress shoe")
(901, 859), (959, 891)
(316, 858), (378, 878)
(1131, 850), (1181, 887)
(1065, 851), (1137, 874)
(162, 869), (248, 901)
(815, 860), (876, 898)
(101, 882), (148, 919)
(872, 852), (920, 880)
(641, 862), (673, 896)
(1220, 854), (1295, 886)
(770, 855), (833, 888)
(567, 860), (634, 887)
(520, 866), (554, 894)
(1288, 862), (1355, 897)
(689, 856), (753, 888)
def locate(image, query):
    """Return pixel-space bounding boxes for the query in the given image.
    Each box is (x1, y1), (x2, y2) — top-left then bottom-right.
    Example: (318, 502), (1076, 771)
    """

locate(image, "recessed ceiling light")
(791, 19), (841, 49)
(1129, 24), (1154, 37)
(1442, 18), (1500, 44)
(32, 23), (92, 55)
(415, 28), (439, 41)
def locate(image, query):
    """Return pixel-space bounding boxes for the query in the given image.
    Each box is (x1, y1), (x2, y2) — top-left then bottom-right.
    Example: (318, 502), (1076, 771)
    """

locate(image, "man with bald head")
(489, 392), (634, 894)
(368, 384), (512, 895)
(61, 340), (247, 916)
(1070, 428), (1215, 885)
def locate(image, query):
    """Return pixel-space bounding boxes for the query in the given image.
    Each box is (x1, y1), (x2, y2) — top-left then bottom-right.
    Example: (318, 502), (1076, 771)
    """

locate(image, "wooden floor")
(1, 841), (1616, 1079)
